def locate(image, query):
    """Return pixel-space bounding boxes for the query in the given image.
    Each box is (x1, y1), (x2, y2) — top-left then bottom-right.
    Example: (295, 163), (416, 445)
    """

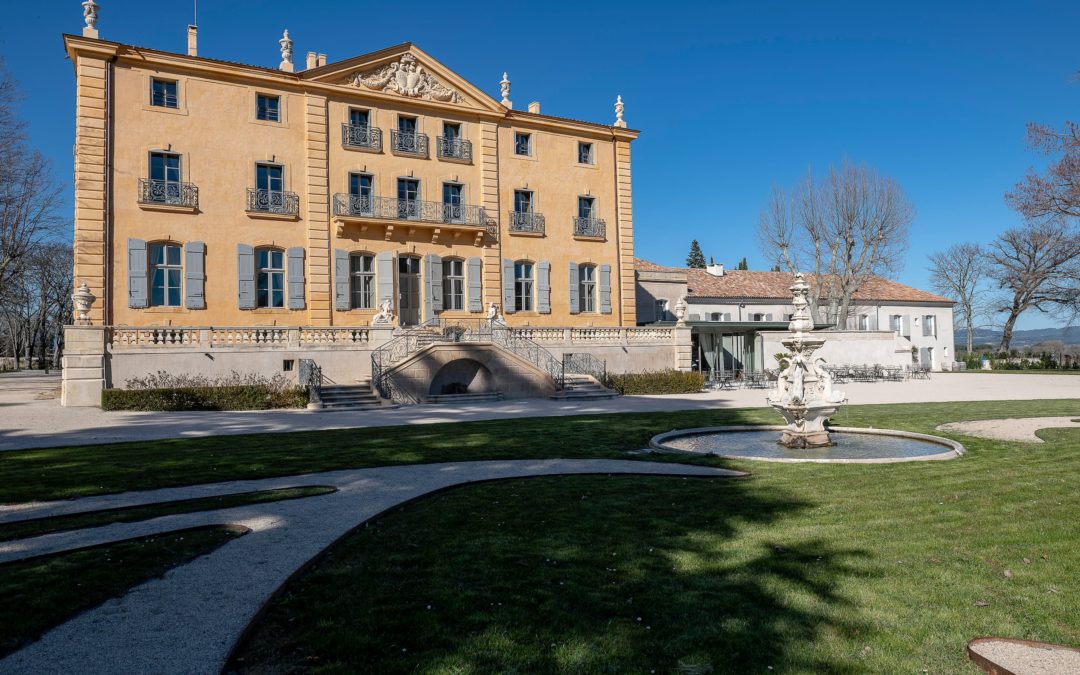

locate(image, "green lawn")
(217, 400), (1080, 674)
(2, 399), (1078, 504)
(0, 486), (334, 542)
(0, 526), (242, 658)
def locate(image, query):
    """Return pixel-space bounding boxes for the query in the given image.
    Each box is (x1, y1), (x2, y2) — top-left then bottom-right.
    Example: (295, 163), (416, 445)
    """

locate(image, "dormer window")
(514, 132), (532, 156)
(578, 142), (594, 165)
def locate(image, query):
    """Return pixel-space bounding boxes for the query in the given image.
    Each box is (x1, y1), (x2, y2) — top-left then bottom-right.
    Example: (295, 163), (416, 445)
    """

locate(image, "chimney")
(306, 51), (317, 70)
(706, 263), (725, 277)
(317, 53), (327, 67)
(528, 101), (540, 114)
(187, 25), (198, 56)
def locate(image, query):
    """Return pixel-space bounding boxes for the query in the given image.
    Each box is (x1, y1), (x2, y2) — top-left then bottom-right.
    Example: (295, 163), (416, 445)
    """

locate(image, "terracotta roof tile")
(634, 259), (953, 304)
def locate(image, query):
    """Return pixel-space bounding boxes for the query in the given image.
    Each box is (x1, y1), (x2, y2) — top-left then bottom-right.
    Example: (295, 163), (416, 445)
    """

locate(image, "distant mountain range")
(960, 326), (1080, 348)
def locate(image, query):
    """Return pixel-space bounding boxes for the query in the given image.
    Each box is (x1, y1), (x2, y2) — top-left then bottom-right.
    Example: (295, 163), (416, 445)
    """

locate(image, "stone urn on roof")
(767, 273), (847, 448)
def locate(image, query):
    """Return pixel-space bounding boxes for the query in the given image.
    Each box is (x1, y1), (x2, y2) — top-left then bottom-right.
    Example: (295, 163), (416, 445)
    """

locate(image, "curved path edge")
(0, 459), (745, 675)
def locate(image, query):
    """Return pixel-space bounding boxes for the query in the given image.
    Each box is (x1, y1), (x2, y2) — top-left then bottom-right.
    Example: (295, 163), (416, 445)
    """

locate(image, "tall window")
(151, 79), (178, 108)
(515, 261), (534, 312)
(256, 163), (284, 193)
(923, 315), (937, 337)
(398, 116), (417, 134)
(858, 314), (870, 331)
(348, 173), (374, 215)
(443, 183), (463, 223)
(578, 264), (596, 313)
(578, 196), (596, 220)
(443, 122), (460, 142)
(514, 132), (532, 156)
(149, 152), (181, 203)
(349, 108), (370, 128)
(256, 94), (280, 122)
(256, 248), (285, 308)
(149, 242), (182, 307)
(578, 142), (594, 165)
(349, 253), (375, 309)
(442, 258), (465, 310)
(889, 315), (903, 333)
(397, 178), (420, 219)
(514, 190), (533, 213)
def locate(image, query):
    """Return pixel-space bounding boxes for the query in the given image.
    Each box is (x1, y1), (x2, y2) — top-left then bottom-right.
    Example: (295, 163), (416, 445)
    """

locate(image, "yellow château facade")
(64, 30), (639, 331)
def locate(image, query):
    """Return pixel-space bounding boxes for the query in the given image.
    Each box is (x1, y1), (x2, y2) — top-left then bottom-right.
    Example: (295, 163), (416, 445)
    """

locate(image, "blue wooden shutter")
(287, 247), (305, 309)
(430, 254), (443, 312)
(568, 262), (580, 314)
(334, 249), (350, 311)
(376, 251), (395, 308)
(467, 257), (483, 312)
(184, 241), (206, 310)
(237, 244), (255, 309)
(599, 264), (612, 314)
(502, 259), (515, 314)
(128, 238), (147, 308)
(537, 261), (551, 314)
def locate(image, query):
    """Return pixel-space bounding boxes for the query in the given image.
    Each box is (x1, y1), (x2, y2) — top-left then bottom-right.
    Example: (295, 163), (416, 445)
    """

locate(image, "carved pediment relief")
(348, 53), (462, 103)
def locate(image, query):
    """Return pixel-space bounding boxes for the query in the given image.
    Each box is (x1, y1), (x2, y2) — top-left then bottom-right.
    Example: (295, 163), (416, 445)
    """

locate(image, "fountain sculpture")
(767, 273), (847, 448)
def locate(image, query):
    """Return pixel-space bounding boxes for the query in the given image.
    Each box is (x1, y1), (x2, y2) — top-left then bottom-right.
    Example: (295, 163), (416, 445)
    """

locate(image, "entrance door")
(398, 256), (421, 325)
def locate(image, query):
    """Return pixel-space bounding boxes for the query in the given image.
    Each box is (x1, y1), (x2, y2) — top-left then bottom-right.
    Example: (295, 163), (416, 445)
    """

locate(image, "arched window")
(149, 241), (182, 307)
(578, 264), (596, 313)
(514, 261), (534, 312)
(349, 253), (375, 309)
(442, 258), (465, 310)
(256, 247), (285, 308)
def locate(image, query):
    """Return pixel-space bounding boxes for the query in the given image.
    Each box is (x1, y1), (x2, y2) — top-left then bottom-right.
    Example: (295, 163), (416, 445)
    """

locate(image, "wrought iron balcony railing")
(333, 193), (487, 227)
(436, 136), (472, 162)
(508, 210), (545, 234)
(573, 216), (607, 238)
(341, 124), (383, 151)
(390, 130), (429, 157)
(247, 188), (299, 215)
(138, 178), (199, 208)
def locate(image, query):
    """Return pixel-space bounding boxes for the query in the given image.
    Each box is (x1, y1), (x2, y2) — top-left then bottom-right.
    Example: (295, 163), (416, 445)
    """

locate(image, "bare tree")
(987, 220), (1080, 352)
(1006, 121), (1079, 221)
(758, 160), (913, 326)
(928, 243), (991, 352)
(0, 61), (64, 299)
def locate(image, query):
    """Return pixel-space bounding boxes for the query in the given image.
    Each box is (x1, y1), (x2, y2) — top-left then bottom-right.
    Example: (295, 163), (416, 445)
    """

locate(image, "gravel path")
(936, 417), (1080, 443)
(0, 459), (744, 674)
(2, 372), (1079, 451)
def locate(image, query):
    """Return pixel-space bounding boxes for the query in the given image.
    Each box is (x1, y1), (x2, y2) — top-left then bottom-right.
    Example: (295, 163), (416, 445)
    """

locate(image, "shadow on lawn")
(231, 474), (877, 674)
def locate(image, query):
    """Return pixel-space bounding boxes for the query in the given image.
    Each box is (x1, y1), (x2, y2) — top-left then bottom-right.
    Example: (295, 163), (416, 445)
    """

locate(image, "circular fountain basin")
(649, 426), (964, 463)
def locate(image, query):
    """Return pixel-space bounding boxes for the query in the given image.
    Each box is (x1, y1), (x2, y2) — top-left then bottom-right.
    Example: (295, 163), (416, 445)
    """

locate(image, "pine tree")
(686, 240), (707, 268)
(737, 257), (749, 270)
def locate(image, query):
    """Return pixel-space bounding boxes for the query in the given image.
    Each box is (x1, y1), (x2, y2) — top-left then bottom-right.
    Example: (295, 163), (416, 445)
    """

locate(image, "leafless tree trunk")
(988, 221), (1080, 352)
(758, 161), (913, 326)
(928, 243), (990, 352)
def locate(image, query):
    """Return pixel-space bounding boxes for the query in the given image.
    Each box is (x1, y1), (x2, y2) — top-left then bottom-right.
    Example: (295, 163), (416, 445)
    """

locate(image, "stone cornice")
(62, 34), (638, 141)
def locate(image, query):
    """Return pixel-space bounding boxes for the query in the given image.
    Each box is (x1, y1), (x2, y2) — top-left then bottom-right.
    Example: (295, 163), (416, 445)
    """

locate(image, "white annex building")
(634, 260), (956, 373)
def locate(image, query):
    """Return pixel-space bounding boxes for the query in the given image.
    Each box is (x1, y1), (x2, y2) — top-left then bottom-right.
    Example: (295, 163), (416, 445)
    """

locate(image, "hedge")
(101, 385), (309, 411)
(606, 370), (706, 396)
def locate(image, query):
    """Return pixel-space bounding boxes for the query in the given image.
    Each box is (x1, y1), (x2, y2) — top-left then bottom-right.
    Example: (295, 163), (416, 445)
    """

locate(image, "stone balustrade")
(109, 326), (375, 350)
(511, 326), (675, 344)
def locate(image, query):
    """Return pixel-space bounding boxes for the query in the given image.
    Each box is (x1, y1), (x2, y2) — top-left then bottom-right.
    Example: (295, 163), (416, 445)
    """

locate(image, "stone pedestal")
(674, 324), (693, 372)
(772, 402), (840, 448)
(61, 325), (107, 407)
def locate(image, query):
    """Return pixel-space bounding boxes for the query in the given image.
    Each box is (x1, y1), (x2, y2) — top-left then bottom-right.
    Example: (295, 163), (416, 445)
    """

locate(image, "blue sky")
(7, 0), (1078, 328)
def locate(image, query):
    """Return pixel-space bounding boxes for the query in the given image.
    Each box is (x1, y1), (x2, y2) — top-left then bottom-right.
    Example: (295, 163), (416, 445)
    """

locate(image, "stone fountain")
(767, 273), (847, 448)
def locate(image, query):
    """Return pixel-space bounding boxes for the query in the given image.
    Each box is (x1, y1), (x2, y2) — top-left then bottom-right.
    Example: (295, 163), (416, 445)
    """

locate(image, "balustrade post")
(288, 327), (300, 348)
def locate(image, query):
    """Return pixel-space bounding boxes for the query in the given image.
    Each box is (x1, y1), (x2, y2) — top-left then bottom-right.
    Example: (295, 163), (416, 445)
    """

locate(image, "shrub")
(102, 385), (308, 411)
(103, 369), (307, 411)
(606, 370), (705, 395)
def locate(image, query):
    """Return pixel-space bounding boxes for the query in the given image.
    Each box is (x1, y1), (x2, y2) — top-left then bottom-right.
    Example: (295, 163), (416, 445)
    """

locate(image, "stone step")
(427, 392), (504, 404)
(321, 401), (389, 410)
(550, 390), (620, 401)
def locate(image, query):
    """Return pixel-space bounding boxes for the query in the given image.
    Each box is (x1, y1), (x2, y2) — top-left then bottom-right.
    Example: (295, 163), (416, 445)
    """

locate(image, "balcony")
(246, 188), (299, 217)
(138, 178), (199, 211)
(341, 124), (383, 152)
(508, 210), (545, 235)
(573, 216), (607, 239)
(436, 136), (472, 162)
(333, 193), (495, 242)
(390, 130), (429, 157)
